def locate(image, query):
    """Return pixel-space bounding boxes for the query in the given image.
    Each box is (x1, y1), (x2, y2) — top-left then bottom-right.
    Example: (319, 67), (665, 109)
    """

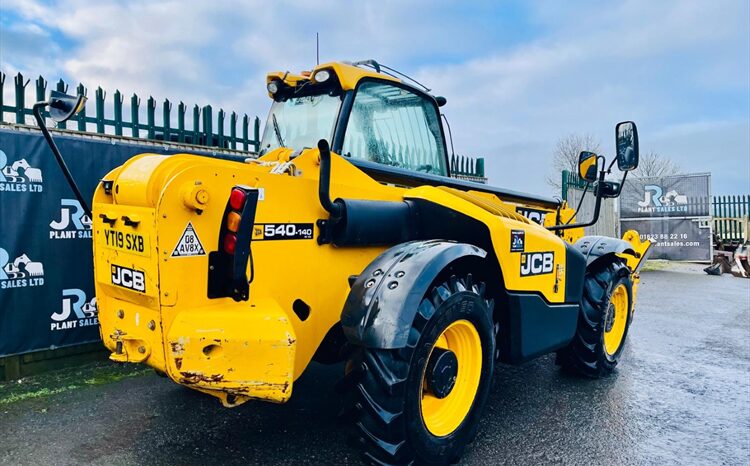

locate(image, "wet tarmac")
(1, 266), (748, 465)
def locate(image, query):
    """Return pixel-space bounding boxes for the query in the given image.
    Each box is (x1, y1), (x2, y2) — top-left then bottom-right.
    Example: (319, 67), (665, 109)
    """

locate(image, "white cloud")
(1, 0), (748, 195)
(414, 0), (750, 194)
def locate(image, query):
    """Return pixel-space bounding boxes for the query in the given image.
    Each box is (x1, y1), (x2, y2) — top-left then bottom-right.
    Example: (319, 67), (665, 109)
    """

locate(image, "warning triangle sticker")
(171, 222), (206, 257)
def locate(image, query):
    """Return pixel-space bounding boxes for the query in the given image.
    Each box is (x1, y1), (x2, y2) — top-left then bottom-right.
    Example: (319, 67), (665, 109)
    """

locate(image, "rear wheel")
(343, 275), (495, 465)
(557, 259), (633, 377)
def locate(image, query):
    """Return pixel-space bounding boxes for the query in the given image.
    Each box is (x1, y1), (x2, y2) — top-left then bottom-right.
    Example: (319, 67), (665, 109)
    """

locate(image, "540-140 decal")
(252, 223), (314, 241)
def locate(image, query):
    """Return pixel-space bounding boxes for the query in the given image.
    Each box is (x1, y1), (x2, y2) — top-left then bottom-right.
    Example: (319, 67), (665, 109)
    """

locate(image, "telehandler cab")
(35, 60), (651, 465)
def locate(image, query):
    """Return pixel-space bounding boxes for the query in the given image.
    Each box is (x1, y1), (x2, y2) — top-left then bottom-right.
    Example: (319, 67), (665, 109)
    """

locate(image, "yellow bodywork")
(92, 62), (650, 407)
(266, 61), (400, 96)
(92, 146), (609, 406)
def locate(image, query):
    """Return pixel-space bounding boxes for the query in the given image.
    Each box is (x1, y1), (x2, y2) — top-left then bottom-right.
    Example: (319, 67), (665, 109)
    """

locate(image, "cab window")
(342, 81), (447, 176)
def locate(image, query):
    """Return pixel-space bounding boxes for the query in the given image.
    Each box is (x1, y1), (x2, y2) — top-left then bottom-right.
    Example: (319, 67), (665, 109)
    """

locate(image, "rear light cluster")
(223, 188), (248, 254)
(208, 185), (259, 302)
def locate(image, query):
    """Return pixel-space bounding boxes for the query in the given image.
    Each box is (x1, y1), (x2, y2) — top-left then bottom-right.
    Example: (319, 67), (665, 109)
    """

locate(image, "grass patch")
(640, 260), (671, 272)
(0, 361), (152, 405)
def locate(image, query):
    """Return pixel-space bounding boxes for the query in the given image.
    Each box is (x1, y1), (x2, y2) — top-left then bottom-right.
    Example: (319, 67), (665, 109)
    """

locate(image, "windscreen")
(342, 81), (447, 176)
(259, 94), (341, 155)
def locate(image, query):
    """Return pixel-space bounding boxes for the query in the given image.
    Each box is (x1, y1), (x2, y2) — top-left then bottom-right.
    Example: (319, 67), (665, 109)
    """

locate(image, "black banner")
(621, 174), (710, 219)
(621, 218), (712, 261)
(0, 128), (236, 357)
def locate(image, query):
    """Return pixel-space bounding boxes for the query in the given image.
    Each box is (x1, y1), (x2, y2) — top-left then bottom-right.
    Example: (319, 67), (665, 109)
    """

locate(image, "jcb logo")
(520, 252), (554, 276)
(516, 207), (548, 225)
(111, 264), (146, 293)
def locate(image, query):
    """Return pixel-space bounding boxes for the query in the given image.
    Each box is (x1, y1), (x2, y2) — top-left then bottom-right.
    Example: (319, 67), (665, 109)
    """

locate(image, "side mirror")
(48, 90), (87, 123)
(578, 151), (598, 182)
(615, 121), (639, 171)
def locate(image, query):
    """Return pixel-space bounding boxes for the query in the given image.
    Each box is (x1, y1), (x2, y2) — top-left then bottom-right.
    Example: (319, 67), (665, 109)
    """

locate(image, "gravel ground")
(1, 264), (748, 465)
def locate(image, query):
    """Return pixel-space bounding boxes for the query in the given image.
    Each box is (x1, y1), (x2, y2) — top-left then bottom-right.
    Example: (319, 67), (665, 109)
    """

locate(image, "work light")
(314, 70), (330, 83)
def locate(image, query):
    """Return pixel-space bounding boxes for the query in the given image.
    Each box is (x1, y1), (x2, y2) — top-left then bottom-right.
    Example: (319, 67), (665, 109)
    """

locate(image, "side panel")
(405, 187), (571, 304)
(564, 242), (587, 303)
(504, 293), (579, 363)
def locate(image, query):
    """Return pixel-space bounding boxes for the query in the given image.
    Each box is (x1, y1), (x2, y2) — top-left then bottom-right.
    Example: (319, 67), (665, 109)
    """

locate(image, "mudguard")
(574, 235), (637, 269)
(340, 240), (486, 349)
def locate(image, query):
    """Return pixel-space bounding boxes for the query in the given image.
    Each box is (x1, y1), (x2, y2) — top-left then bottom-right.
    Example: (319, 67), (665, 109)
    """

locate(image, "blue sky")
(1, 0), (748, 195)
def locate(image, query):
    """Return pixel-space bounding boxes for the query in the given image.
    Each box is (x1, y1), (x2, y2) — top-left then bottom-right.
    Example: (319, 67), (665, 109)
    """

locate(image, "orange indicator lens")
(226, 212), (241, 233)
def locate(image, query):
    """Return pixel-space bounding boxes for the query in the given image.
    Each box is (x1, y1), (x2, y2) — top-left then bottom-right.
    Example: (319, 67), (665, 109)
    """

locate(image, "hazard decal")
(171, 222), (206, 257)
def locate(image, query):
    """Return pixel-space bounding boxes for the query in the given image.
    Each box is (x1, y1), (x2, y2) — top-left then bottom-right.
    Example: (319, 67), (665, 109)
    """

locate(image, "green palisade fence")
(0, 71), (261, 152)
(1, 71), (491, 180)
(561, 170), (587, 201)
(450, 154), (486, 182)
(713, 195), (750, 244)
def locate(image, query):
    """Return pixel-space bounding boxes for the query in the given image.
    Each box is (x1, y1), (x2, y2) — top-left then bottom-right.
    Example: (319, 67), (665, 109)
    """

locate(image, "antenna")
(316, 33), (319, 65)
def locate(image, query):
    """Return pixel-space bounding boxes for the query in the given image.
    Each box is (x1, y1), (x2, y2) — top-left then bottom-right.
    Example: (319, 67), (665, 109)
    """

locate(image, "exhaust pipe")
(315, 138), (416, 247)
(317, 139), (343, 220)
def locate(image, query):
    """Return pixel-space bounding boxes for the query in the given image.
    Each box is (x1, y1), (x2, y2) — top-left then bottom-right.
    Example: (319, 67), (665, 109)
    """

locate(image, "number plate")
(252, 223), (314, 241)
(102, 228), (150, 257)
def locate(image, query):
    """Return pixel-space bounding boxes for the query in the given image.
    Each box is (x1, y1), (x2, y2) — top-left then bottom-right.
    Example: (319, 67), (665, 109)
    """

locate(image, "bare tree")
(546, 133), (602, 191)
(630, 151), (681, 179)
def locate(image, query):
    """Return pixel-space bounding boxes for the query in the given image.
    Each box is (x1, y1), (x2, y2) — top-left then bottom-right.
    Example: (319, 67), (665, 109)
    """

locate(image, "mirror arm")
(33, 102), (92, 218)
(606, 155), (618, 172)
(613, 170), (628, 197)
(548, 168), (605, 232)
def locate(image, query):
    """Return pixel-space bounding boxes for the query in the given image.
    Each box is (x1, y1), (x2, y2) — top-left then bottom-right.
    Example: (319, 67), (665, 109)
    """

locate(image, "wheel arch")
(574, 235), (637, 271)
(341, 240), (500, 349)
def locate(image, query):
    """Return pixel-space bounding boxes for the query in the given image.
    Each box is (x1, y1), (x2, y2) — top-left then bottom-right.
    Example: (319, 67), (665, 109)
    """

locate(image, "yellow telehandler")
(34, 59), (651, 465)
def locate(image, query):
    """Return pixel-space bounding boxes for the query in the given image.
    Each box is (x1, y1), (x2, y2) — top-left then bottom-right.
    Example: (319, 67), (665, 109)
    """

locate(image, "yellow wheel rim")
(420, 319), (483, 437)
(604, 284), (628, 356)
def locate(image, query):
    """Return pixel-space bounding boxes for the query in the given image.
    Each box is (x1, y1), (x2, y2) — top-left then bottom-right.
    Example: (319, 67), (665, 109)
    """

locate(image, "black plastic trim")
(574, 236), (636, 268)
(331, 90), (354, 155)
(207, 187), (259, 301)
(564, 242), (586, 303)
(504, 292), (579, 364)
(341, 240), (487, 349)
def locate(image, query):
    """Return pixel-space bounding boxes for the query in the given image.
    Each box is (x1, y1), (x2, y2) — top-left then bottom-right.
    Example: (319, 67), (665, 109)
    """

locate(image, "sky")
(1, 0), (748, 196)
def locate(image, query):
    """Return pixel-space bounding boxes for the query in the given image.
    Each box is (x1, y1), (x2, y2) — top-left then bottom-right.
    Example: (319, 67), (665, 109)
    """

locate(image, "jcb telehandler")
(35, 60), (651, 465)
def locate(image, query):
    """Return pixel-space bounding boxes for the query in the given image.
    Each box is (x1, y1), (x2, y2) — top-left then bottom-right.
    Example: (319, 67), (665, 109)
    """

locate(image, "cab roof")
(266, 61), (403, 97)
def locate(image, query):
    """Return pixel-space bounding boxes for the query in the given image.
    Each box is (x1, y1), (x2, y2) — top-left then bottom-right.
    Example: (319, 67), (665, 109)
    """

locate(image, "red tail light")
(223, 233), (237, 254)
(208, 185), (259, 302)
(229, 188), (246, 210)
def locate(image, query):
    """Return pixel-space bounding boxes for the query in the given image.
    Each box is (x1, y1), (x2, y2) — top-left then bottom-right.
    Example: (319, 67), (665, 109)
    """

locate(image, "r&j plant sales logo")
(637, 185), (688, 214)
(0, 247), (45, 289)
(50, 199), (92, 239)
(51, 289), (98, 331)
(0, 149), (44, 193)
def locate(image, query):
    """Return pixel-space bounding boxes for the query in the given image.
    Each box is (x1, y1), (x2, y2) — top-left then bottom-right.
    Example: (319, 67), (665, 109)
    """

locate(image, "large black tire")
(557, 259), (633, 378)
(342, 275), (495, 465)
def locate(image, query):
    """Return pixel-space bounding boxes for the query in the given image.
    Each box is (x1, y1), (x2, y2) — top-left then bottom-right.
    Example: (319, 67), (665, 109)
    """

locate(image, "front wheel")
(557, 259), (633, 377)
(343, 275), (495, 465)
